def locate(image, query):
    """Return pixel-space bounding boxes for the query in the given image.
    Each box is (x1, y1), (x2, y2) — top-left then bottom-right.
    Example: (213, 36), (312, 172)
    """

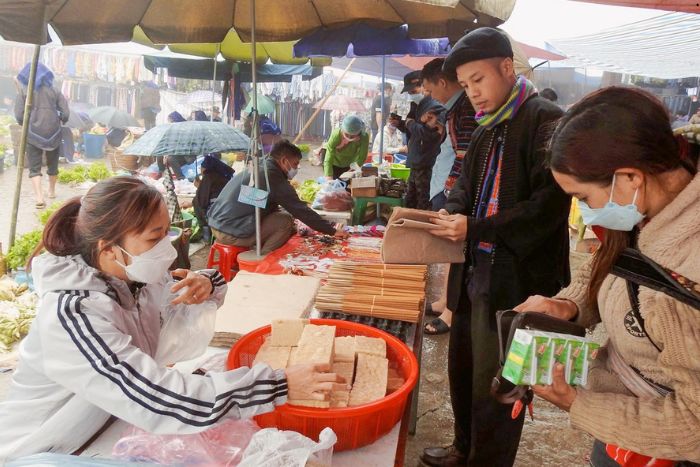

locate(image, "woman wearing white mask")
(514, 87), (700, 465)
(323, 115), (370, 180)
(0, 176), (343, 461)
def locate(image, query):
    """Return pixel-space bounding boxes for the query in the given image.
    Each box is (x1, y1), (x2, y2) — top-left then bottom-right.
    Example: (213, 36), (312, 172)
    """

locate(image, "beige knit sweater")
(555, 172), (700, 462)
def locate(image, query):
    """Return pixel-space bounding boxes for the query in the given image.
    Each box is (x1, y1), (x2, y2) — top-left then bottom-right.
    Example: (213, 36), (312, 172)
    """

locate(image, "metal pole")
(378, 55), (386, 164)
(250, 0), (262, 257)
(211, 44), (220, 122)
(9, 45), (41, 248)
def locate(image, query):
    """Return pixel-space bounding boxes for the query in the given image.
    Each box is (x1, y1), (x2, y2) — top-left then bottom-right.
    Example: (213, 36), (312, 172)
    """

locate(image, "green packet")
(503, 329), (600, 387)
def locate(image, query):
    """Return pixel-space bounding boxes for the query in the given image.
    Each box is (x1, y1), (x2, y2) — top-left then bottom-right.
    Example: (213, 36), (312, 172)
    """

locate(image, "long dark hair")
(33, 176), (165, 268)
(548, 86), (695, 309)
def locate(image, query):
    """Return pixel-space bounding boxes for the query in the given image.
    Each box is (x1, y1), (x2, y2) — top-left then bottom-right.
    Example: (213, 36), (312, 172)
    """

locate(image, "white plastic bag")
(238, 427), (337, 467)
(112, 418), (260, 465)
(154, 297), (218, 366)
(312, 179), (352, 212)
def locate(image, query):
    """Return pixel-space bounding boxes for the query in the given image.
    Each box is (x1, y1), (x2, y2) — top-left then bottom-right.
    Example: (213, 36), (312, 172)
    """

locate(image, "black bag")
(491, 310), (587, 404)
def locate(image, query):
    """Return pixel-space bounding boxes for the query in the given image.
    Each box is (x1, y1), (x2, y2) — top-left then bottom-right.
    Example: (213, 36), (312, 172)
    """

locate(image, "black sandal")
(424, 317), (450, 335)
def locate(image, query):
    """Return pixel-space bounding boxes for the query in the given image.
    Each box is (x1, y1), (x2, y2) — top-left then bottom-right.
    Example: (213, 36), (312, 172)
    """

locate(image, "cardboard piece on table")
(381, 207), (465, 264)
(213, 272), (321, 342)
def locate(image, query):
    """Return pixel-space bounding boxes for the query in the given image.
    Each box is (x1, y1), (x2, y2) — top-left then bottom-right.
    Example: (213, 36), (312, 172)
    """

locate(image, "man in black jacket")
(208, 140), (347, 254)
(421, 28), (571, 467)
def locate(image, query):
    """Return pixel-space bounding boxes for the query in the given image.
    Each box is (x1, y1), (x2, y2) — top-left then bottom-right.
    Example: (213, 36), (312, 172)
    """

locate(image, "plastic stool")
(237, 250), (268, 273)
(206, 242), (249, 281)
(352, 196), (404, 225)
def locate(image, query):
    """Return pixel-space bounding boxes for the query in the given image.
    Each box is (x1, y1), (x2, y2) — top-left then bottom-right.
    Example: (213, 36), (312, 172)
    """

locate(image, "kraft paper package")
(381, 208), (465, 264)
(502, 329), (600, 387)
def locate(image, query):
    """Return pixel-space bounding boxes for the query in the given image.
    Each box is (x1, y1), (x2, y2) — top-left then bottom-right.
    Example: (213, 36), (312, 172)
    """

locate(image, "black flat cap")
(443, 27), (513, 73)
(401, 70), (422, 93)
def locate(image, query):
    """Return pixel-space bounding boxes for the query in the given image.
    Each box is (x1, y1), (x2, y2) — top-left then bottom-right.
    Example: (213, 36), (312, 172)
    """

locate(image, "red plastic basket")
(226, 318), (419, 451)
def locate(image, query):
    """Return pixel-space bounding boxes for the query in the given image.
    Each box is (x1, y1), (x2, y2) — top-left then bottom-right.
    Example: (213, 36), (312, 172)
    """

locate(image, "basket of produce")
(390, 163), (410, 181)
(108, 148), (139, 172)
(227, 318), (419, 451)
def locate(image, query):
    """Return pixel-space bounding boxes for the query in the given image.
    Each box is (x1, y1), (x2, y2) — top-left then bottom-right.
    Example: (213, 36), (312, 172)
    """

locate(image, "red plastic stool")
(206, 242), (249, 281)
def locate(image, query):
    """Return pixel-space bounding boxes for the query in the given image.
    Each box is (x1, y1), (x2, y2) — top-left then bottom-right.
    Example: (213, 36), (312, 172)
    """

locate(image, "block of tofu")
(332, 361), (355, 386)
(330, 390), (350, 408)
(349, 354), (389, 406)
(288, 399), (331, 408)
(355, 335), (386, 358)
(294, 325), (336, 366)
(334, 336), (356, 363)
(270, 319), (309, 346)
(253, 341), (291, 370)
(287, 347), (301, 366)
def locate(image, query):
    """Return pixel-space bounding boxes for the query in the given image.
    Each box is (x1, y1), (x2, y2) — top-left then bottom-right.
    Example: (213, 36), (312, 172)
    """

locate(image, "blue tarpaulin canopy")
(144, 55), (323, 82)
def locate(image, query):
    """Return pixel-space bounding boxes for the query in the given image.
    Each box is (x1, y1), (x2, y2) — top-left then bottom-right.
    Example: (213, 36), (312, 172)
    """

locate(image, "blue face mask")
(578, 174), (645, 231)
(408, 93), (423, 104)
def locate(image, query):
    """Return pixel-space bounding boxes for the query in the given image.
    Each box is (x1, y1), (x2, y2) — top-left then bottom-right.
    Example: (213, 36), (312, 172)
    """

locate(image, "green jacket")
(324, 128), (370, 177)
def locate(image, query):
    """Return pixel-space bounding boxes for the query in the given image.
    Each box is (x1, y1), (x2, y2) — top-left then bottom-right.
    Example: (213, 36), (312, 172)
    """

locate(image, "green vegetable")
(57, 162), (113, 184)
(0, 306), (36, 352)
(297, 144), (311, 154)
(37, 201), (64, 226)
(296, 179), (321, 204)
(6, 230), (42, 271)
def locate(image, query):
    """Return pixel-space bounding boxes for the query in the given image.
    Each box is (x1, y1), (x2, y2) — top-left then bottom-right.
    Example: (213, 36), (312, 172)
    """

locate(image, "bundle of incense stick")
(315, 262), (427, 323)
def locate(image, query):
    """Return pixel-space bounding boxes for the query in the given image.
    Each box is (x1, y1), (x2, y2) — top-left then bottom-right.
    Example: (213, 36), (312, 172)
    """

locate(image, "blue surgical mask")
(578, 174), (645, 231)
(286, 167), (298, 180)
(408, 93), (423, 104)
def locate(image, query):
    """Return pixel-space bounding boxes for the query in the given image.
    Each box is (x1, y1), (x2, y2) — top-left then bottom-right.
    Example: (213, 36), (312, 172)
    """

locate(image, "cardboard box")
(351, 176), (379, 198)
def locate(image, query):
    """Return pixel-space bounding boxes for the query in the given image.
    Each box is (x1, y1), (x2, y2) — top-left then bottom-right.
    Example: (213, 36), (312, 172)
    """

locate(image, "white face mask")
(408, 93), (423, 104)
(115, 236), (177, 284)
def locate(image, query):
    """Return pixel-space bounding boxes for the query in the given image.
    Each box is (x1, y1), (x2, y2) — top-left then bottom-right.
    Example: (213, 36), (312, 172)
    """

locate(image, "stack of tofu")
(253, 320), (406, 408)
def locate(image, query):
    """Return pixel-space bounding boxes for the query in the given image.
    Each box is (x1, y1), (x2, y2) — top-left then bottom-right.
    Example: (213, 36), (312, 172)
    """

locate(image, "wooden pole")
(9, 45), (41, 248)
(293, 58), (356, 144)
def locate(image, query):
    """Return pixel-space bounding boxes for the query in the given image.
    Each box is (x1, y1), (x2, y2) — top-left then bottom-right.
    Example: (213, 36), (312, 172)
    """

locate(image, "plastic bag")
(154, 294), (218, 366)
(112, 418), (260, 466)
(312, 179), (352, 212)
(238, 427), (337, 467)
(7, 453), (150, 466)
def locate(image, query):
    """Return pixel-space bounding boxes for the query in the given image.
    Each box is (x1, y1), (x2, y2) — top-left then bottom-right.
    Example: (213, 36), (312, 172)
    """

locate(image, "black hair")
(540, 88), (558, 102)
(421, 58), (457, 84)
(270, 139), (302, 161)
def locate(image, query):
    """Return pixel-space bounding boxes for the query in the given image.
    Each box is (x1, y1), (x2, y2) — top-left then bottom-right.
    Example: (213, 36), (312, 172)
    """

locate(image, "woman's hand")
(285, 364), (348, 401)
(513, 295), (578, 321)
(533, 363), (577, 412)
(170, 269), (214, 305)
(429, 210), (468, 242)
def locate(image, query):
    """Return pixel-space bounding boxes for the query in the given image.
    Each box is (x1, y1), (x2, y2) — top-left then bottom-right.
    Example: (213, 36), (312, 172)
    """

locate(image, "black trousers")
(448, 251), (525, 466)
(332, 165), (349, 180)
(405, 166), (431, 210)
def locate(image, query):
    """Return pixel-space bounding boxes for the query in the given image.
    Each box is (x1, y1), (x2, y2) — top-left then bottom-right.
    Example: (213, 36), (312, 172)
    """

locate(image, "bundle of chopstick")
(315, 262), (427, 323)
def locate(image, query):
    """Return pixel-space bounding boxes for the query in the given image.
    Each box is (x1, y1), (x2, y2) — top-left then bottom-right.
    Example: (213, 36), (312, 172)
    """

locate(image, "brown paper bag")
(381, 208), (465, 264)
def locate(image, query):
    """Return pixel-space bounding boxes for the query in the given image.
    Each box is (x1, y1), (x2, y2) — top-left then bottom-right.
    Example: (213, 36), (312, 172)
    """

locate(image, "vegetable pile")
(0, 277), (37, 352)
(6, 230), (42, 271)
(57, 162), (113, 184)
(296, 179), (321, 204)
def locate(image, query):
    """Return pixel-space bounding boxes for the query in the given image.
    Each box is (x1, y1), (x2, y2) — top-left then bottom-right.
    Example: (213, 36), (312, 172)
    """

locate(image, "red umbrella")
(313, 95), (367, 112)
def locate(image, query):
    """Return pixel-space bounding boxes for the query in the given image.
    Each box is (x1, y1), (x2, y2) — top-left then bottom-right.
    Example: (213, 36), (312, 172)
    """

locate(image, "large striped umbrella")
(122, 121), (250, 157)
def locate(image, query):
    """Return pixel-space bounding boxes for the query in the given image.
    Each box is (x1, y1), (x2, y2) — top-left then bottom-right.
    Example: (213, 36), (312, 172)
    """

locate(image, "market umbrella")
(88, 106), (139, 129)
(0, 1), (516, 45)
(122, 121), (250, 157)
(570, 0), (699, 13)
(244, 94), (275, 115)
(313, 95), (367, 112)
(65, 109), (93, 131)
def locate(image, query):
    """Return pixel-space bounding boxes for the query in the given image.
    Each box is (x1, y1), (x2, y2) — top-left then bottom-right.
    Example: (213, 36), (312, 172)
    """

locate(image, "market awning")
(144, 56), (323, 82)
(548, 12), (700, 79)
(571, 0), (700, 13)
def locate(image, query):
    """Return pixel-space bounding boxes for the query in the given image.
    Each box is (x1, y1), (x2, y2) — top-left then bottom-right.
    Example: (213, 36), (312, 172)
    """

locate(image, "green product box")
(565, 339), (586, 385)
(502, 329), (537, 385)
(534, 334), (554, 385)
